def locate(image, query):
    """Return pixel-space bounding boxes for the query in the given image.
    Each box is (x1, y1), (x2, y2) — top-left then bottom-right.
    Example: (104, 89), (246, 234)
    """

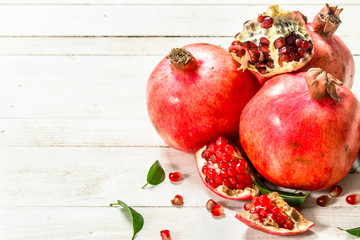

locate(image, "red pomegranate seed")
(236, 162), (246, 173)
(261, 17), (274, 29)
(218, 161), (227, 169)
(207, 169), (217, 179)
(297, 47), (306, 58)
(255, 62), (266, 69)
(286, 35), (296, 46)
(224, 144), (235, 155)
(236, 49), (246, 57)
(266, 60), (274, 68)
(206, 199), (216, 211)
(316, 195), (329, 207)
(202, 165), (208, 175)
(244, 202), (253, 211)
(303, 41), (311, 50)
(295, 38), (304, 48)
(169, 172), (183, 182)
(278, 54), (289, 66)
(215, 136), (228, 148)
(259, 44), (270, 54)
(221, 152), (232, 162)
(279, 46), (290, 54)
(346, 194), (360, 205)
(260, 37), (270, 46)
(289, 52), (296, 62)
(257, 14), (265, 23)
(220, 168), (228, 178)
(160, 230), (171, 240)
(209, 179), (219, 188)
(171, 194), (184, 206)
(211, 204), (224, 217)
(249, 48), (260, 63)
(214, 174), (224, 185)
(329, 185), (342, 197)
(274, 37), (286, 49)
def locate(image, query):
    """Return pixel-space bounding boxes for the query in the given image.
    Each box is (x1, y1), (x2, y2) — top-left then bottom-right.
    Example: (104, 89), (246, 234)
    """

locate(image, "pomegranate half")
(195, 136), (259, 200)
(229, 4), (314, 83)
(239, 68), (360, 190)
(236, 192), (314, 235)
(146, 43), (260, 153)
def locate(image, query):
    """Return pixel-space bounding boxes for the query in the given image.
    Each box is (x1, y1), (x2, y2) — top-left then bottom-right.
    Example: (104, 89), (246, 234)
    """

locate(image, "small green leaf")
(253, 176), (309, 206)
(110, 200), (144, 240)
(338, 227), (360, 237)
(141, 160), (165, 189)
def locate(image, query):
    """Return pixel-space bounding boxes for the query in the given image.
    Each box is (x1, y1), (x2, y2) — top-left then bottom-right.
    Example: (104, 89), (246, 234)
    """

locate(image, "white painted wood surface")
(0, 1), (359, 239)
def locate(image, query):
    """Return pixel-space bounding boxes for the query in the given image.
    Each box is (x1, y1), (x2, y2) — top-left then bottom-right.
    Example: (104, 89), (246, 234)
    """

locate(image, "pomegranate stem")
(311, 4), (343, 38)
(167, 48), (198, 72)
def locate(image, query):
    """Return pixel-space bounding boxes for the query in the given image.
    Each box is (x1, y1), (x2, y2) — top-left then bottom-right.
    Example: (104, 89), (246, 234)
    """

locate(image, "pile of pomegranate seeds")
(169, 172), (183, 182)
(171, 194), (184, 206)
(249, 194), (294, 230)
(329, 185), (342, 197)
(345, 194), (360, 205)
(160, 229), (171, 240)
(316, 195), (330, 207)
(206, 199), (224, 217)
(274, 32), (312, 66)
(201, 137), (252, 191)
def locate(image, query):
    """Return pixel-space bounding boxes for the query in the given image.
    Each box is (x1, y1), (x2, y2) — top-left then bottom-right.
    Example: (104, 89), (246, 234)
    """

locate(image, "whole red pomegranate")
(239, 68), (360, 190)
(146, 43), (260, 153)
(302, 4), (355, 88)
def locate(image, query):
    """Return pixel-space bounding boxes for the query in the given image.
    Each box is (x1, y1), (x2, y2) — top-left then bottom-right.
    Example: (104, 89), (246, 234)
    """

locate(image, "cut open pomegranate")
(236, 192), (314, 235)
(195, 137), (259, 200)
(229, 4), (313, 82)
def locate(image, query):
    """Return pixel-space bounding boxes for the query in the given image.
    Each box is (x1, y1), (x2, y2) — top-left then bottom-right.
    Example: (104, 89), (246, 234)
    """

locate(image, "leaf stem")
(141, 183), (149, 189)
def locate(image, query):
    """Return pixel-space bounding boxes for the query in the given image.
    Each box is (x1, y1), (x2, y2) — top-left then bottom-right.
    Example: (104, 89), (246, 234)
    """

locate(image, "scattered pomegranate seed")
(206, 199), (224, 217)
(171, 194), (184, 206)
(169, 172), (183, 182)
(244, 202), (252, 211)
(211, 204), (224, 217)
(261, 17), (274, 29)
(316, 195), (330, 207)
(206, 199), (216, 211)
(345, 194), (360, 205)
(329, 185), (342, 197)
(160, 230), (171, 240)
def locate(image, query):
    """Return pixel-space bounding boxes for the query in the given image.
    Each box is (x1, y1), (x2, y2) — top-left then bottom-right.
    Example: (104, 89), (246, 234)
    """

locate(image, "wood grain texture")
(0, 5), (358, 37)
(0, 1), (359, 239)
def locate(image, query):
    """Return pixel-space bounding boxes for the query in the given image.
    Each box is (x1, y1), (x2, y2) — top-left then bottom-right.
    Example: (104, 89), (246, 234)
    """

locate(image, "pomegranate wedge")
(195, 137), (259, 200)
(236, 192), (314, 235)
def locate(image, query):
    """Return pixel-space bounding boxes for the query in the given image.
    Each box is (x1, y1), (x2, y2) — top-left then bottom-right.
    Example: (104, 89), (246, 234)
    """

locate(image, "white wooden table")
(0, 1), (359, 239)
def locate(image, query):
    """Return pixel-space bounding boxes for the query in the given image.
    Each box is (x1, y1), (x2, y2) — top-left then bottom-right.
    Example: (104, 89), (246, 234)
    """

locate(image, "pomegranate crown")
(305, 68), (343, 101)
(312, 4), (343, 37)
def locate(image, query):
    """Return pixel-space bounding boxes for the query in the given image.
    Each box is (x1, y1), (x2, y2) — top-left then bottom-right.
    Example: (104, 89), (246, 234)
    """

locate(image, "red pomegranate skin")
(147, 43), (260, 153)
(301, 5), (355, 88)
(303, 24), (355, 88)
(239, 71), (360, 190)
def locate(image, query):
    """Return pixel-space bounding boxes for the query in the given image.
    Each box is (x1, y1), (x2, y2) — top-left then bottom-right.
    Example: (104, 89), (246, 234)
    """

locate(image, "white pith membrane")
(236, 192), (314, 235)
(230, 4), (313, 77)
(195, 146), (259, 199)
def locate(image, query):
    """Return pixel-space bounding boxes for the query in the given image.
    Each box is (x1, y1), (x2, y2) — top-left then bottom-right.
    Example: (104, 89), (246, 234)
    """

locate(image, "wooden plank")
(0, 146), (358, 207)
(0, 36), (359, 55)
(0, 205), (359, 240)
(0, 55), (358, 120)
(0, 5), (358, 37)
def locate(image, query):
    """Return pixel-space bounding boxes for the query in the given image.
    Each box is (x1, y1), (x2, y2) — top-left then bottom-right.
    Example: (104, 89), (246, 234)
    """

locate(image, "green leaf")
(141, 160), (165, 189)
(110, 200), (144, 240)
(338, 227), (360, 237)
(253, 176), (309, 206)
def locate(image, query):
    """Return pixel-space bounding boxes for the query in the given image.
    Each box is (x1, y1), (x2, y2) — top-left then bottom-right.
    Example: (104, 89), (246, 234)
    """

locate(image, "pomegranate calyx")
(305, 68), (343, 101)
(167, 48), (198, 72)
(312, 4), (343, 38)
